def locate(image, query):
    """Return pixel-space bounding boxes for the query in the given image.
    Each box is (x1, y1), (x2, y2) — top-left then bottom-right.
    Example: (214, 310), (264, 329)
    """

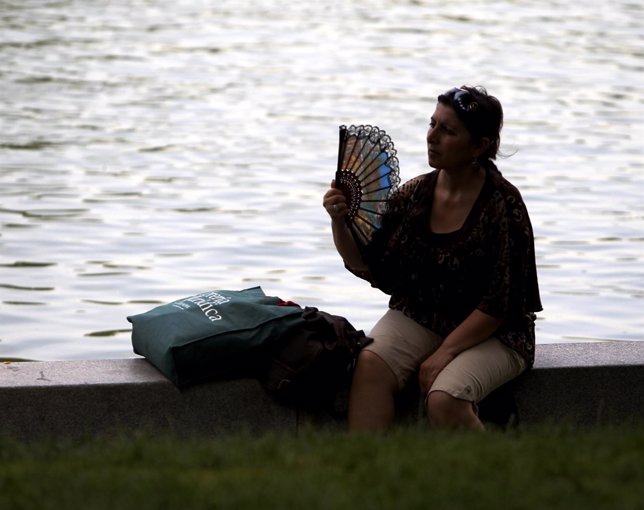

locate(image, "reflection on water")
(1, 0), (643, 360)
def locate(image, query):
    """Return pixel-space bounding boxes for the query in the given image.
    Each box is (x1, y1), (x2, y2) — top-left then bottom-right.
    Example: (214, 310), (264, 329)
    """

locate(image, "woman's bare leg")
(348, 350), (399, 432)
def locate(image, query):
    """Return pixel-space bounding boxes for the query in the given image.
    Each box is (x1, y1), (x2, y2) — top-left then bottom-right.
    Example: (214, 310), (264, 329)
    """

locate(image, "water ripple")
(1, 0), (643, 360)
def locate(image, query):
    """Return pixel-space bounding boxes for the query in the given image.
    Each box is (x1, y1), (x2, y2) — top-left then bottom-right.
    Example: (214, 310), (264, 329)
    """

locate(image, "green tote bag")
(127, 286), (305, 386)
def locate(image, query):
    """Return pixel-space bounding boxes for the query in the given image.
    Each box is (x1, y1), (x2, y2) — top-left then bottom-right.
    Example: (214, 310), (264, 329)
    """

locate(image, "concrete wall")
(1, 342), (643, 440)
(513, 342), (644, 426)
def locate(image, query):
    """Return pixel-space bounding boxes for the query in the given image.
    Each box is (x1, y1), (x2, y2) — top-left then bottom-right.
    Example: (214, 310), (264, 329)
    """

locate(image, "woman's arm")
(330, 217), (368, 271)
(323, 181), (368, 271)
(419, 308), (503, 394)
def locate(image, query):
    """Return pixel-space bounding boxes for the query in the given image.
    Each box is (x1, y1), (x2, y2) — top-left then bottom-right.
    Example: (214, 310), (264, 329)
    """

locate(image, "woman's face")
(426, 102), (479, 171)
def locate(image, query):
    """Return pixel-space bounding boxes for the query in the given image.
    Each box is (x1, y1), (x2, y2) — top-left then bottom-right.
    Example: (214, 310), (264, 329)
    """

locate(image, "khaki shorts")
(364, 309), (527, 403)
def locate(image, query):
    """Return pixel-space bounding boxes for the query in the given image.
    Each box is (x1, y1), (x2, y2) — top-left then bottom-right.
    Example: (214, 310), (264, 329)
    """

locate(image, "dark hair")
(437, 85), (503, 162)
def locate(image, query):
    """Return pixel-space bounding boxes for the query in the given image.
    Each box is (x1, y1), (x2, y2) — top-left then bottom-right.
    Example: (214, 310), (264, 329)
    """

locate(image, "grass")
(1, 424), (643, 510)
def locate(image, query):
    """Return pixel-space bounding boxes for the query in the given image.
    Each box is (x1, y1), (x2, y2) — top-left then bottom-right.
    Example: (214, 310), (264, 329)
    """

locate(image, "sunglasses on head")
(445, 87), (479, 113)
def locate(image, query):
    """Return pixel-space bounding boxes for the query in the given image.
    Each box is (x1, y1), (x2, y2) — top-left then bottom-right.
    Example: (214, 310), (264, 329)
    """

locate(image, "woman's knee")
(353, 350), (398, 390)
(426, 390), (480, 429)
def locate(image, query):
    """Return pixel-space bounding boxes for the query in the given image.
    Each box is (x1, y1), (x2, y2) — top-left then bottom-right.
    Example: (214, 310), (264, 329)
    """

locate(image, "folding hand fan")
(335, 124), (401, 247)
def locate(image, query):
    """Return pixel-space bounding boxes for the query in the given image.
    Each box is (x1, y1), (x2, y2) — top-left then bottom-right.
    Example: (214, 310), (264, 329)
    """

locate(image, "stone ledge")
(513, 341), (644, 426)
(1, 342), (642, 439)
(0, 360), (295, 440)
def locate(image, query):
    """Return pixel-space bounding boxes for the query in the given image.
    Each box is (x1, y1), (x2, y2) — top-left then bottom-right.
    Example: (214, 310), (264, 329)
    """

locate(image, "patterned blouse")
(350, 163), (543, 367)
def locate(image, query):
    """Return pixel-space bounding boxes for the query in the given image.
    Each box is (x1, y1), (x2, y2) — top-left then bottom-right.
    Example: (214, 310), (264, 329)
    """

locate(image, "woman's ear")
(474, 137), (491, 159)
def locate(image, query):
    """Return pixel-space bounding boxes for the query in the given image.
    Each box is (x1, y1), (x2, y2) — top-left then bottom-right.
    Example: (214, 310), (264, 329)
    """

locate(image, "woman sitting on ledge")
(323, 86), (542, 431)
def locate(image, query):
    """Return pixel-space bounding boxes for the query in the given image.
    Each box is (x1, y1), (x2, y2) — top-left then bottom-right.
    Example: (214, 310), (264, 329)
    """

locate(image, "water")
(1, 0), (643, 361)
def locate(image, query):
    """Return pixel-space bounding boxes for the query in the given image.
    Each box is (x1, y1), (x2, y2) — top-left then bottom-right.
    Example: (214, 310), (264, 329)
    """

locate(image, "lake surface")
(1, 0), (643, 361)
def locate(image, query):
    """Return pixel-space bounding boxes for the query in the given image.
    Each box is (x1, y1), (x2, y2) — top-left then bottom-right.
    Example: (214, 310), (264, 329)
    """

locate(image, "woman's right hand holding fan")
(323, 179), (348, 220)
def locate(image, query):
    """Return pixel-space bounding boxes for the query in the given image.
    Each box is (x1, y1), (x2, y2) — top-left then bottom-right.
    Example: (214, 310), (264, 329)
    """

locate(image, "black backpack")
(259, 307), (373, 416)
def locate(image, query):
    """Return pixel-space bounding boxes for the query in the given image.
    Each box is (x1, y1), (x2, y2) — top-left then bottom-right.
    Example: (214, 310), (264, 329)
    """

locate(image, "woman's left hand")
(419, 347), (456, 395)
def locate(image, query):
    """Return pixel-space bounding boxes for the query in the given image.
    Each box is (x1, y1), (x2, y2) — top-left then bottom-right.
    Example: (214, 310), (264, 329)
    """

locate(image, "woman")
(323, 86), (542, 431)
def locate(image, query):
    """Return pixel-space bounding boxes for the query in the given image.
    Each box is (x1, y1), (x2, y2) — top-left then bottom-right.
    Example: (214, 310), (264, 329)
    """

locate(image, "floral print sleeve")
(477, 185), (542, 320)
